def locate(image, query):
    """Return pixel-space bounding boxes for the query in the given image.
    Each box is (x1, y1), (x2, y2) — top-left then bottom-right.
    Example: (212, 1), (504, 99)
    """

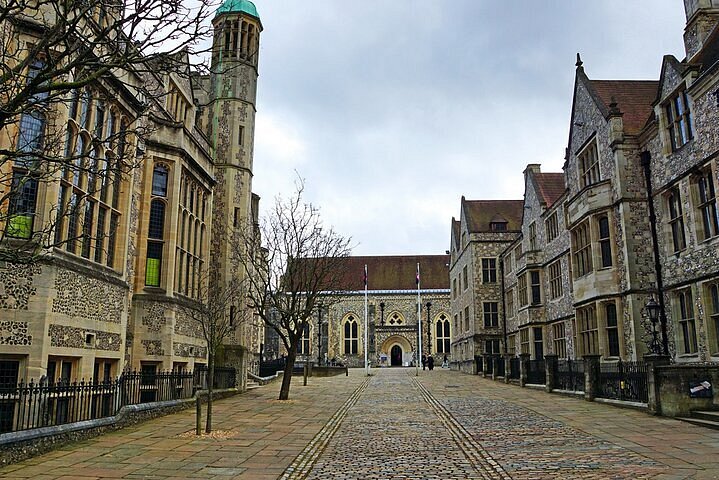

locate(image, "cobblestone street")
(2, 368), (719, 479)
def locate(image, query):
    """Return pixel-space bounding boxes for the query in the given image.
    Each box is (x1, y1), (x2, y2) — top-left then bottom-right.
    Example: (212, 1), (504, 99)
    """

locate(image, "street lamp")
(646, 297), (661, 355)
(379, 302), (385, 326)
(426, 302), (432, 354)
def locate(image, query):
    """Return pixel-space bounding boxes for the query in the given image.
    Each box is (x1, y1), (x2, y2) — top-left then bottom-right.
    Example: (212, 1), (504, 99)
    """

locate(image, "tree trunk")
(279, 349), (297, 400)
(205, 356), (214, 433)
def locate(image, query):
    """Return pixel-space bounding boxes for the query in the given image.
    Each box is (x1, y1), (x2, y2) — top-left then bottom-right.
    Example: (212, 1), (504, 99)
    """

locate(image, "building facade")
(282, 255), (451, 369)
(0, 0), (264, 385)
(449, 198), (523, 373)
(452, 0), (719, 366)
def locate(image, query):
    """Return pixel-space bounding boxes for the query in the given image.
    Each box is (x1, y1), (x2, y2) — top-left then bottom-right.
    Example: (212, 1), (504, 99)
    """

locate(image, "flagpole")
(416, 262), (421, 376)
(364, 264), (369, 376)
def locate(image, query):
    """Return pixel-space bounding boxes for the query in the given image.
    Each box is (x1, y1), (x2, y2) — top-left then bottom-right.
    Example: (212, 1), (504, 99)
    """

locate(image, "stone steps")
(677, 410), (719, 430)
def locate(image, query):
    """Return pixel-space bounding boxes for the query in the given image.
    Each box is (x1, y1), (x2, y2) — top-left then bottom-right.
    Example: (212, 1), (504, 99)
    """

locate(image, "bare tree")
(235, 180), (352, 400)
(177, 271), (244, 434)
(0, 0), (216, 263)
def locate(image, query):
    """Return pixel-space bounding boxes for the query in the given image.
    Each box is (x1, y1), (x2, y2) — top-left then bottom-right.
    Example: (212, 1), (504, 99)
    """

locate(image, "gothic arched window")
(343, 315), (358, 354)
(436, 314), (451, 353)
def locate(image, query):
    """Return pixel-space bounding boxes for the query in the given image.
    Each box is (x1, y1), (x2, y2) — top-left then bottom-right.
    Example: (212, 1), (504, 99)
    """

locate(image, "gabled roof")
(462, 199), (524, 233)
(323, 255), (450, 292)
(588, 80), (659, 135)
(532, 172), (566, 208)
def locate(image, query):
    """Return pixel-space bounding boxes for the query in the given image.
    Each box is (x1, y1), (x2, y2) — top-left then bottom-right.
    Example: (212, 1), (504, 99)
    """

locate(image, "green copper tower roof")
(215, 0), (259, 18)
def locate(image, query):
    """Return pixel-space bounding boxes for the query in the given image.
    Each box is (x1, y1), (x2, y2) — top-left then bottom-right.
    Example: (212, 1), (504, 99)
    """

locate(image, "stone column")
(583, 355), (601, 401)
(519, 353), (531, 387)
(544, 354), (558, 393)
(644, 354), (671, 415)
(491, 355), (499, 380)
(504, 354), (514, 384)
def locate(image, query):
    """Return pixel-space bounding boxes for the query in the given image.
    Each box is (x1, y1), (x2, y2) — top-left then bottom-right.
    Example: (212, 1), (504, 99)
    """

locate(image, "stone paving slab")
(1, 368), (719, 479)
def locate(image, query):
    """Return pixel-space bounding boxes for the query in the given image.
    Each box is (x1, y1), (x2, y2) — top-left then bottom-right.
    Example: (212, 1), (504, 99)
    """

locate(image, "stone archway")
(380, 335), (413, 367)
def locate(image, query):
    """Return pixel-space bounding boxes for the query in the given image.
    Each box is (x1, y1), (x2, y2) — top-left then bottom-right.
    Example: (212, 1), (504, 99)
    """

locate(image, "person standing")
(422, 353), (427, 370)
(428, 355), (435, 371)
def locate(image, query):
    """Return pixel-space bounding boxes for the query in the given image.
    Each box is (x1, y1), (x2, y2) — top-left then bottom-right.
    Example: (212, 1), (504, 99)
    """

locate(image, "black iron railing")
(508, 357), (520, 380)
(556, 359), (585, 392)
(597, 361), (649, 403)
(527, 359), (546, 385)
(0, 368), (235, 434)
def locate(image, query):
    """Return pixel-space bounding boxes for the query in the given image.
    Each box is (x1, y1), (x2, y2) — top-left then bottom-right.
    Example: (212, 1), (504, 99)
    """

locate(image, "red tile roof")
(463, 200), (524, 233)
(589, 80), (659, 135)
(297, 255), (450, 292)
(533, 172), (566, 208)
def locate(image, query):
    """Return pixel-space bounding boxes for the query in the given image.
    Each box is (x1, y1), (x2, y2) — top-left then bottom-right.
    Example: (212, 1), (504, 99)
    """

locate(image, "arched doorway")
(390, 345), (403, 366)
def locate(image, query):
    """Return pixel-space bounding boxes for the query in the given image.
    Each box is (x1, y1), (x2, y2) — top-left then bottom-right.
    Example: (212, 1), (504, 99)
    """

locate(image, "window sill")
(678, 353), (699, 359)
(143, 286), (166, 294)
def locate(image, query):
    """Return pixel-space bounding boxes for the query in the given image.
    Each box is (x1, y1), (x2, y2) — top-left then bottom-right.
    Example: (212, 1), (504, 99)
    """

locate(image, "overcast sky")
(249, 1), (687, 256)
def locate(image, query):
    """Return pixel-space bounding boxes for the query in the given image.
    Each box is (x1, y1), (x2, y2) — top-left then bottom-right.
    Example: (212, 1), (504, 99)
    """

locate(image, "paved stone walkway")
(1, 368), (719, 479)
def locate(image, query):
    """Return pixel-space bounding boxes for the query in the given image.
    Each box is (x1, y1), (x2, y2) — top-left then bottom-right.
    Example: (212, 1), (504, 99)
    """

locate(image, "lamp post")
(379, 302), (385, 326)
(426, 301), (432, 355)
(646, 297), (661, 355)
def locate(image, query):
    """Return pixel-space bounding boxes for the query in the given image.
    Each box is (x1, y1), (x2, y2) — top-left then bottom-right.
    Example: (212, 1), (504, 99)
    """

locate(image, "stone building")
(0, 0), (264, 386)
(502, 166), (572, 362)
(478, 0), (719, 366)
(640, 0), (719, 363)
(449, 198), (523, 373)
(287, 255), (451, 369)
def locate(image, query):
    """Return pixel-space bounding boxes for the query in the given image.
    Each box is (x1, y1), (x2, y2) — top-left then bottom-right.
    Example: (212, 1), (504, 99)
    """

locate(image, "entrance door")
(390, 345), (403, 366)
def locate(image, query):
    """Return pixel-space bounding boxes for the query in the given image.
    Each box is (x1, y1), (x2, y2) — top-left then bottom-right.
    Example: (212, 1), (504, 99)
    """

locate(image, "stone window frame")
(464, 306), (470, 331)
(387, 311), (404, 325)
(342, 314), (359, 355)
(297, 322), (311, 355)
(517, 274), (528, 308)
(578, 139), (601, 189)
(666, 185), (687, 253)
(452, 277), (457, 299)
(545, 211), (559, 243)
(506, 288), (514, 319)
(597, 214), (613, 268)
(462, 265), (468, 291)
(56, 87), (126, 269)
(552, 322), (567, 359)
(576, 305), (598, 356)
(165, 79), (191, 125)
(222, 18), (260, 65)
(47, 356), (77, 384)
(175, 168), (208, 299)
(145, 162), (172, 288)
(482, 301), (499, 328)
(481, 258), (497, 283)
(663, 86), (693, 152)
(603, 301), (620, 358)
(519, 328), (530, 355)
(529, 270), (541, 305)
(692, 166), (719, 242)
(528, 222), (537, 251)
(485, 339), (500, 355)
(435, 314), (451, 354)
(674, 288), (698, 355)
(571, 220), (592, 278)
(507, 334), (516, 355)
(548, 259), (563, 300)
(705, 281), (719, 355)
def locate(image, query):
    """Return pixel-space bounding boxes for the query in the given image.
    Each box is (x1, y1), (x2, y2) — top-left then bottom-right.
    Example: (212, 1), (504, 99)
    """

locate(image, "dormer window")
(665, 88), (693, 151)
(489, 221), (507, 232)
